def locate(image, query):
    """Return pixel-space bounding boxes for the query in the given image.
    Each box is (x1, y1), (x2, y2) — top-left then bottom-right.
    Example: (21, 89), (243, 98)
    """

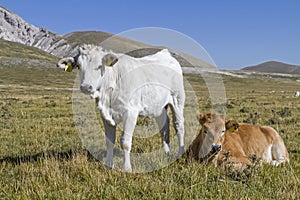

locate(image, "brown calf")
(188, 113), (289, 167)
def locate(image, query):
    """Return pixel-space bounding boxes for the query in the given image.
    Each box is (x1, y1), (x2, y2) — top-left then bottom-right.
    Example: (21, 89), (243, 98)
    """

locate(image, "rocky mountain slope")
(0, 5), (216, 70)
(0, 6), (156, 58)
(0, 6), (84, 57)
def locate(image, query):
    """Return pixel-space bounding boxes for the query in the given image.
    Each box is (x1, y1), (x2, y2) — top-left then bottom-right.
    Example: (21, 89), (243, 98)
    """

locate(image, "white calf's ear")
(57, 57), (75, 72)
(101, 53), (119, 76)
(102, 53), (118, 67)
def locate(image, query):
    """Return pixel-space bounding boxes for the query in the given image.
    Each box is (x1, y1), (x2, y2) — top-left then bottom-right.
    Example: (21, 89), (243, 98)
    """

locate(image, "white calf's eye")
(96, 65), (102, 70)
(204, 130), (208, 135)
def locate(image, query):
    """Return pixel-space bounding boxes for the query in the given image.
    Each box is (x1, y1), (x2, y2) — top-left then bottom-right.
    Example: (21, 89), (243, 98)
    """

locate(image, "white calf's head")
(57, 45), (118, 94)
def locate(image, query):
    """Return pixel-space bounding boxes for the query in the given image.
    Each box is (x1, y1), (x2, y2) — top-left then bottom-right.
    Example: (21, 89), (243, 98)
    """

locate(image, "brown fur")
(188, 113), (225, 162)
(188, 113), (290, 167)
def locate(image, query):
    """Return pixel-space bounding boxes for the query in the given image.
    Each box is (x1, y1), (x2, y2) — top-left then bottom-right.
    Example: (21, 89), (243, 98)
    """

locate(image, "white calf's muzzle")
(80, 83), (93, 94)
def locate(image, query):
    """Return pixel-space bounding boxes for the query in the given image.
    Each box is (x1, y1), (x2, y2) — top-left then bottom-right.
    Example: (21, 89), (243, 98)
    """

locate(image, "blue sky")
(1, 0), (300, 69)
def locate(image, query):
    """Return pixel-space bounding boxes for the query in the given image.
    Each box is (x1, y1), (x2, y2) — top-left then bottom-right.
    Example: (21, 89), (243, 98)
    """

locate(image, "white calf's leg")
(155, 108), (170, 154)
(102, 116), (116, 169)
(120, 110), (138, 172)
(171, 106), (185, 157)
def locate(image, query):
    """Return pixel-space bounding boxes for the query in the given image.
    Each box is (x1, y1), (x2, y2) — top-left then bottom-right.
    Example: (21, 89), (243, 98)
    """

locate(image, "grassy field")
(0, 39), (57, 62)
(0, 65), (299, 199)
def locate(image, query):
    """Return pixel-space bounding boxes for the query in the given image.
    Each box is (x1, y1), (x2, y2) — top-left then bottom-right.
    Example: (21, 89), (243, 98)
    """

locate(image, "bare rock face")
(0, 6), (40, 45)
(0, 6), (76, 57)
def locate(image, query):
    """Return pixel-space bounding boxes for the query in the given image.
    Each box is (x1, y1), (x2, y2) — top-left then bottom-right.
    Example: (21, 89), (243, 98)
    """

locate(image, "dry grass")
(0, 65), (299, 199)
(0, 39), (57, 62)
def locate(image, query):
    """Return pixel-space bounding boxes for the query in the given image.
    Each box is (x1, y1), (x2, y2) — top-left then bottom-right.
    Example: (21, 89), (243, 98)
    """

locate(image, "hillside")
(0, 6), (161, 57)
(0, 39), (58, 68)
(242, 61), (300, 74)
(0, 39), (57, 62)
(0, 5), (215, 70)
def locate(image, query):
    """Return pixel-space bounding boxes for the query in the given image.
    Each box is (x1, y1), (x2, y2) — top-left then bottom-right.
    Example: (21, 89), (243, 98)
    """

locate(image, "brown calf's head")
(197, 112), (226, 153)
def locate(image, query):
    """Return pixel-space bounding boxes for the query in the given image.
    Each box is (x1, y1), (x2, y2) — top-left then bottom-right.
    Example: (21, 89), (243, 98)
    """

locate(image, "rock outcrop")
(0, 6), (76, 57)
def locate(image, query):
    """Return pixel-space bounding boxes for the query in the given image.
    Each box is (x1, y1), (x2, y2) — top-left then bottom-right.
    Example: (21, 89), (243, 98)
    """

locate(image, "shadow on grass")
(0, 148), (123, 166)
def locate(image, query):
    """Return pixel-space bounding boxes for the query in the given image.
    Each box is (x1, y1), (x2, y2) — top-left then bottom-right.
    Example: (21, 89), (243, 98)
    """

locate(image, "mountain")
(0, 6), (105, 57)
(0, 5), (216, 70)
(0, 6), (158, 58)
(242, 61), (300, 74)
(0, 6), (69, 57)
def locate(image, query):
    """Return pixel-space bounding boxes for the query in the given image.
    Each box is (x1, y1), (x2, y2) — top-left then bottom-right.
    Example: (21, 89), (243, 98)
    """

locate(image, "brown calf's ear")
(196, 111), (206, 125)
(225, 120), (239, 132)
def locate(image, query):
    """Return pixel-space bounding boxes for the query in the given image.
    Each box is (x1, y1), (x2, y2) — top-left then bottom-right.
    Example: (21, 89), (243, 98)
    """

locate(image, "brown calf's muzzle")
(211, 144), (222, 154)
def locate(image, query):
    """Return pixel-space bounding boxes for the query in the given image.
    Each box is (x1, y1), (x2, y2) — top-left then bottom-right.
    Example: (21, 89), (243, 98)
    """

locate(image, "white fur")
(71, 45), (185, 172)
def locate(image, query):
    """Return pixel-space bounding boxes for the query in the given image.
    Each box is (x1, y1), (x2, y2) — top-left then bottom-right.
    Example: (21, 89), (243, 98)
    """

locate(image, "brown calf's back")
(218, 123), (289, 166)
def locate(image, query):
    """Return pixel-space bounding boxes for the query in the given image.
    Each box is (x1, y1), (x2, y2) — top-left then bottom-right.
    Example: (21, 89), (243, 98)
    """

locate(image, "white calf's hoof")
(108, 119), (116, 126)
(177, 146), (185, 158)
(163, 142), (170, 155)
(123, 166), (132, 173)
(105, 161), (114, 169)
